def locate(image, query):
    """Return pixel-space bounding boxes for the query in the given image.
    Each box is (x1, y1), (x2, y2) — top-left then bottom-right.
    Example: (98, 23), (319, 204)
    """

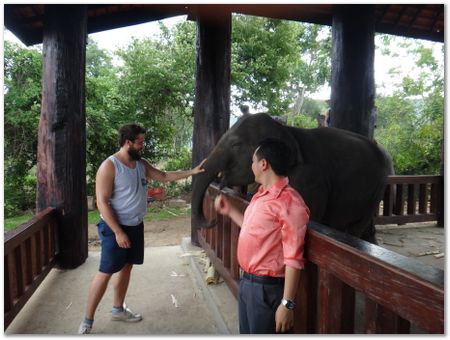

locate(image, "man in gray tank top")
(78, 123), (205, 334)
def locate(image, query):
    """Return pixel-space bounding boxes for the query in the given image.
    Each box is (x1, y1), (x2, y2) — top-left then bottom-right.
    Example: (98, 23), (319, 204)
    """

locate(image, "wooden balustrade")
(197, 181), (444, 334)
(375, 175), (443, 225)
(4, 207), (59, 330)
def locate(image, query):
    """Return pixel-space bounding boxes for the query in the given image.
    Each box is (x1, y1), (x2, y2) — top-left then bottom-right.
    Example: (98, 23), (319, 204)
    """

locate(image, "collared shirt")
(237, 177), (310, 277)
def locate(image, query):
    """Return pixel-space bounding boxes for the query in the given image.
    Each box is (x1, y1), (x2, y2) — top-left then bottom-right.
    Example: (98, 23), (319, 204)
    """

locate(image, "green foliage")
(4, 211), (35, 231)
(300, 97), (327, 118)
(87, 207), (190, 224)
(164, 147), (192, 171)
(85, 38), (119, 195)
(114, 21), (196, 161)
(4, 41), (42, 216)
(158, 147), (193, 197)
(87, 210), (101, 224)
(374, 35), (443, 175)
(231, 15), (331, 115)
(287, 113), (318, 129)
(145, 206), (191, 221)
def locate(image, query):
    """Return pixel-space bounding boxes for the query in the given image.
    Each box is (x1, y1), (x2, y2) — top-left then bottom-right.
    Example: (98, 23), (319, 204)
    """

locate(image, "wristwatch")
(281, 298), (296, 310)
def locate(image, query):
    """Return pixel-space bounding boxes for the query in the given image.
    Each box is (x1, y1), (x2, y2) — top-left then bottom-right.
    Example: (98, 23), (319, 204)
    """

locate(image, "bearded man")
(78, 123), (205, 334)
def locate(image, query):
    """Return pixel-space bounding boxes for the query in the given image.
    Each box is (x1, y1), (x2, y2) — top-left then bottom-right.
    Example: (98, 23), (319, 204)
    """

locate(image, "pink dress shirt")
(237, 177), (310, 277)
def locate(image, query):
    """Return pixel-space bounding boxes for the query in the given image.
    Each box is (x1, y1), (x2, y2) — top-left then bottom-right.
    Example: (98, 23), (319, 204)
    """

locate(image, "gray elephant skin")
(191, 113), (393, 243)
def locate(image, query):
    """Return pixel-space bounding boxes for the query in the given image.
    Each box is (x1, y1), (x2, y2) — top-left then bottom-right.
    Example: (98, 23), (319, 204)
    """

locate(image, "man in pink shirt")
(214, 137), (310, 334)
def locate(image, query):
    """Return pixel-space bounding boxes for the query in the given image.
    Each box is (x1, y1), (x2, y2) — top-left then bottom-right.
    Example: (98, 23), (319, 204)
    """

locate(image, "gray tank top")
(107, 155), (147, 226)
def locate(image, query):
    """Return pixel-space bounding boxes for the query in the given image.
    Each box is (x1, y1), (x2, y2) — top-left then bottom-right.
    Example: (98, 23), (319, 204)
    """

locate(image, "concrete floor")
(376, 222), (444, 270)
(5, 238), (239, 335)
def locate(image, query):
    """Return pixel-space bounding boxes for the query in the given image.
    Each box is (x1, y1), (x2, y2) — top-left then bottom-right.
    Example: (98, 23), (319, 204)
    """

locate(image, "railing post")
(295, 262), (318, 333)
(365, 299), (410, 333)
(319, 269), (355, 333)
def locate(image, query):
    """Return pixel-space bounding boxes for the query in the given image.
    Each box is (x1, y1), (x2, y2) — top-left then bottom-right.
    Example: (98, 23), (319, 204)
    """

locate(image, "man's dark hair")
(254, 137), (293, 177)
(118, 123), (146, 146)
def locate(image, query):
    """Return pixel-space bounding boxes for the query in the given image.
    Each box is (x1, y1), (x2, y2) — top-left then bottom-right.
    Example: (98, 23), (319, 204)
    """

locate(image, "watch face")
(282, 299), (295, 310)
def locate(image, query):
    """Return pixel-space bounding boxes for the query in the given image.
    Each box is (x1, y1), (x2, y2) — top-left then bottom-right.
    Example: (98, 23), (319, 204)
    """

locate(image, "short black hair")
(118, 123), (146, 146)
(254, 137), (293, 177)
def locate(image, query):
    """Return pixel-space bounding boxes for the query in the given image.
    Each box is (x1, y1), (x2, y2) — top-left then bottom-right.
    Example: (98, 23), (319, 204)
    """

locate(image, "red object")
(147, 187), (166, 200)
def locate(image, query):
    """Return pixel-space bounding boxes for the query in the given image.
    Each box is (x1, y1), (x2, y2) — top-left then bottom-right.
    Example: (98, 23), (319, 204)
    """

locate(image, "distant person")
(78, 123), (205, 334)
(214, 137), (310, 334)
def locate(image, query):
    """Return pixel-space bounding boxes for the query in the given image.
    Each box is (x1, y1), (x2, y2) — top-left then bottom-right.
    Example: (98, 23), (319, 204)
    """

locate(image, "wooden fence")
(198, 181), (444, 334)
(4, 207), (59, 330)
(375, 175), (443, 225)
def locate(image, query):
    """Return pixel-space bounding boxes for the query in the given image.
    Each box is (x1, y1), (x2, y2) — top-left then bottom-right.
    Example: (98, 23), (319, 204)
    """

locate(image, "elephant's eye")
(231, 142), (241, 149)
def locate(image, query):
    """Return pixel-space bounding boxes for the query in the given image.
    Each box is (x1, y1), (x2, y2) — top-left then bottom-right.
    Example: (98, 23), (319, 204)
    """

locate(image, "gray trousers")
(238, 276), (284, 334)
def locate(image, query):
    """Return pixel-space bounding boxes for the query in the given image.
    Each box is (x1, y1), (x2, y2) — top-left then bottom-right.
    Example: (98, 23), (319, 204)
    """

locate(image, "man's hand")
(115, 231), (131, 248)
(214, 194), (230, 216)
(192, 158), (207, 175)
(275, 304), (294, 333)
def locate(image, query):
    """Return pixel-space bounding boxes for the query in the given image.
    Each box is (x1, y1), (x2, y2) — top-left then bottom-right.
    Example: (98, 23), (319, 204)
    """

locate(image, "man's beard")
(128, 147), (142, 160)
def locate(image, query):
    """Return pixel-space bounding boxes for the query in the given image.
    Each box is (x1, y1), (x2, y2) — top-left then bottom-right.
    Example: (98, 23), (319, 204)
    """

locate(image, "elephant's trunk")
(191, 151), (227, 229)
(191, 171), (218, 229)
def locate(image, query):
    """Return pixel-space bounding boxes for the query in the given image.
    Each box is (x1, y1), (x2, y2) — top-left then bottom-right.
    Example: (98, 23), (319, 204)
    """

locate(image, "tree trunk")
(292, 87), (306, 115)
(191, 11), (231, 245)
(37, 5), (88, 269)
(329, 4), (376, 139)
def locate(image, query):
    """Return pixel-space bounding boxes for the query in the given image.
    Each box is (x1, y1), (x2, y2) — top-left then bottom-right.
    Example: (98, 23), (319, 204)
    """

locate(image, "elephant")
(191, 113), (394, 243)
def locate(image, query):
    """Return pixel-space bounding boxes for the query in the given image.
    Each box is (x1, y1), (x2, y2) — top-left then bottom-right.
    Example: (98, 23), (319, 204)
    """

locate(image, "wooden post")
(437, 135), (444, 227)
(37, 5), (88, 269)
(329, 5), (376, 139)
(294, 262), (318, 333)
(191, 10), (231, 245)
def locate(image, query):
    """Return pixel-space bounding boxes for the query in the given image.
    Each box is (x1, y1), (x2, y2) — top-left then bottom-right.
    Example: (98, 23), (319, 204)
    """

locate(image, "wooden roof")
(4, 4), (444, 46)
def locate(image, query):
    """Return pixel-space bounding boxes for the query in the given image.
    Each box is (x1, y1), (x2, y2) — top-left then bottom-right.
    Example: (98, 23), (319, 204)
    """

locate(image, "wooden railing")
(375, 175), (443, 225)
(4, 207), (59, 330)
(198, 183), (444, 334)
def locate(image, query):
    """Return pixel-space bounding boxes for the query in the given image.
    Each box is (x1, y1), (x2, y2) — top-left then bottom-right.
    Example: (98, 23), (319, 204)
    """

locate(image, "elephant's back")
(290, 126), (389, 172)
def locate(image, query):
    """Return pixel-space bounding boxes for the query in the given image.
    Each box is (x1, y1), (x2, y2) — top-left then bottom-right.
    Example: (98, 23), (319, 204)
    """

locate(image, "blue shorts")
(97, 219), (144, 274)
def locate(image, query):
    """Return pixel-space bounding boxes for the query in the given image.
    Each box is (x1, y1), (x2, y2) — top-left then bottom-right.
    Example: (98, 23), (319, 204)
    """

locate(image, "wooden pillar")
(437, 133), (444, 227)
(191, 9), (231, 245)
(329, 5), (376, 139)
(37, 5), (88, 269)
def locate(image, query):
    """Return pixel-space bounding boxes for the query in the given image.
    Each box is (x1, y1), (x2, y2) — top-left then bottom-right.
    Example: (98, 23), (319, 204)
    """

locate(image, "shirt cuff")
(284, 258), (305, 271)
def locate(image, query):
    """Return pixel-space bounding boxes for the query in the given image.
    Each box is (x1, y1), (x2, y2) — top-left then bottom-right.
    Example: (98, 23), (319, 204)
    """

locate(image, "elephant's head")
(191, 113), (301, 228)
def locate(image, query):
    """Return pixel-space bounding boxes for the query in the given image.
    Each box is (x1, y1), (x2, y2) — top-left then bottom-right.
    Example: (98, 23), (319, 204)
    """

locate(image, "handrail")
(4, 207), (59, 330)
(198, 181), (444, 334)
(305, 221), (443, 333)
(375, 175), (443, 225)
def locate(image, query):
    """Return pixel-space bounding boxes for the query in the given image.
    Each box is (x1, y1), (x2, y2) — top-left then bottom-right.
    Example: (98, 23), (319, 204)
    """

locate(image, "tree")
(85, 38), (119, 195)
(231, 15), (331, 115)
(4, 41), (42, 216)
(113, 20), (197, 162)
(374, 36), (443, 175)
